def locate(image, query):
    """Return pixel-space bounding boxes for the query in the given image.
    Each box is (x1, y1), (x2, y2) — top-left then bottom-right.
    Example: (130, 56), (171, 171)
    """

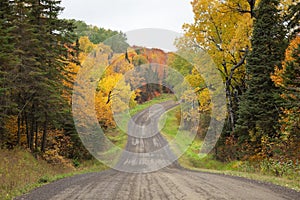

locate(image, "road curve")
(16, 101), (299, 200)
(115, 101), (180, 172)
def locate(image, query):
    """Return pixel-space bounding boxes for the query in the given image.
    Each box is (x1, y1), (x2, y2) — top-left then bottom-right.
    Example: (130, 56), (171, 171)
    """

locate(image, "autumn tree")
(182, 0), (253, 132)
(96, 73), (136, 128)
(272, 36), (300, 158)
(168, 53), (193, 76)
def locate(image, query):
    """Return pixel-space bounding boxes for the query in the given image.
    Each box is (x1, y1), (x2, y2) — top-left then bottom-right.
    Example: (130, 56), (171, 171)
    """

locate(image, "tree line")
(0, 0), (78, 153)
(180, 0), (299, 161)
(1, 0), (299, 166)
(0, 0), (174, 162)
(0, 0), (129, 161)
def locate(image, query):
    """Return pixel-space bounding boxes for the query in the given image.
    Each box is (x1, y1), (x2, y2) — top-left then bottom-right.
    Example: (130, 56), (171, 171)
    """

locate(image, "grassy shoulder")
(0, 148), (107, 200)
(159, 107), (300, 191)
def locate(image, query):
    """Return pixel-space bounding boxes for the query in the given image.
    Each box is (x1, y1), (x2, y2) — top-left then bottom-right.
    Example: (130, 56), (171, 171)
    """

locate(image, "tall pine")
(4, 0), (77, 150)
(0, 0), (18, 145)
(235, 0), (287, 153)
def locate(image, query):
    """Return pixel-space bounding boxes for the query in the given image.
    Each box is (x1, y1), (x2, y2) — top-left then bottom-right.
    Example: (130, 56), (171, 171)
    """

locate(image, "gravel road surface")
(16, 101), (299, 200)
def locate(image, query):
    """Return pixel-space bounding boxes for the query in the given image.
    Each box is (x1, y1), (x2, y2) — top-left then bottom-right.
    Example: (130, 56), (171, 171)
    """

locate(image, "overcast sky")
(59, 0), (194, 33)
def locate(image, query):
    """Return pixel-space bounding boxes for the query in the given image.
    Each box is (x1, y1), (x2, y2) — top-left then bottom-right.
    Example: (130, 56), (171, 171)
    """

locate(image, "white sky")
(59, 0), (194, 33)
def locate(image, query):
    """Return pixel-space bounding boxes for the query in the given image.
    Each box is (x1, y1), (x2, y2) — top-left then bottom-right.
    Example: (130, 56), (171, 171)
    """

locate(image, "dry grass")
(0, 148), (74, 200)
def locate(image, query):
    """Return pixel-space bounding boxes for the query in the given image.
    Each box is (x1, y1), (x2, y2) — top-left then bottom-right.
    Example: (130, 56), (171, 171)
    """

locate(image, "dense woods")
(0, 0), (131, 162)
(0, 0), (77, 154)
(0, 0), (175, 163)
(181, 0), (300, 163)
(0, 0), (299, 181)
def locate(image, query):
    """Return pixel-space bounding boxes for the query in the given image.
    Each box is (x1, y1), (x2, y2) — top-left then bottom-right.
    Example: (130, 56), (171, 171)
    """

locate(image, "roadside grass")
(159, 108), (300, 191)
(0, 149), (107, 200)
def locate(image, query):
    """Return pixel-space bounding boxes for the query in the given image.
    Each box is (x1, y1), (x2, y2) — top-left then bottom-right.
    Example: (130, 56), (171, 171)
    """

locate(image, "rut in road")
(16, 168), (299, 200)
(16, 101), (300, 200)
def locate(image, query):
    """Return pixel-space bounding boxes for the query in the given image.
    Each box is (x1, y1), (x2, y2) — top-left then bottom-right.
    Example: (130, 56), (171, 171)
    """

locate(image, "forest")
(0, 0), (299, 198)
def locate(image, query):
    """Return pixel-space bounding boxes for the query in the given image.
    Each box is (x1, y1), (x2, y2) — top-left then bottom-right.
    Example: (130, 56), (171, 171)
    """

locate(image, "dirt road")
(16, 101), (299, 200)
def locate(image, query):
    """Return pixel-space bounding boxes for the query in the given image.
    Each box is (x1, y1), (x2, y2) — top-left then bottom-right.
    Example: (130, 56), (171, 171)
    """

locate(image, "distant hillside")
(69, 19), (129, 53)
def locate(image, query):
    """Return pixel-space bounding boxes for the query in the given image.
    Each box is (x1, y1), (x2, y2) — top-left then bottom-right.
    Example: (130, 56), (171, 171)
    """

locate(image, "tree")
(167, 53), (193, 76)
(235, 0), (287, 155)
(103, 32), (129, 53)
(222, 0), (257, 18)
(96, 73), (136, 128)
(0, 0), (18, 146)
(1, 0), (78, 151)
(70, 20), (124, 45)
(272, 36), (300, 158)
(182, 0), (253, 133)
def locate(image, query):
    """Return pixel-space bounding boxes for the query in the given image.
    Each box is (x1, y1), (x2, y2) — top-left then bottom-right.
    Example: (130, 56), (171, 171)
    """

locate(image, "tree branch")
(227, 47), (249, 83)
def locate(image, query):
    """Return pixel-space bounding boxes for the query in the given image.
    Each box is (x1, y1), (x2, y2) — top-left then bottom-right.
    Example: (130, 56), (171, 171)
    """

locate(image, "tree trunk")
(41, 112), (48, 153)
(225, 79), (235, 132)
(25, 111), (30, 149)
(35, 120), (38, 151)
(30, 113), (34, 151)
(17, 115), (21, 145)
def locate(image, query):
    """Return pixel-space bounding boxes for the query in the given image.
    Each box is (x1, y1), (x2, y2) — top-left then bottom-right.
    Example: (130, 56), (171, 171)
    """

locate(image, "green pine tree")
(27, 0), (77, 152)
(8, 0), (77, 151)
(235, 0), (287, 151)
(0, 0), (16, 145)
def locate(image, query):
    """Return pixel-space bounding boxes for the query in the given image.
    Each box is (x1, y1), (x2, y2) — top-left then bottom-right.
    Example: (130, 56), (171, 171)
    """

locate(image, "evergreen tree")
(0, 0), (18, 144)
(29, 0), (77, 152)
(103, 32), (129, 53)
(5, 0), (78, 151)
(235, 0), (287, 151)
(70, 19), (129, 51)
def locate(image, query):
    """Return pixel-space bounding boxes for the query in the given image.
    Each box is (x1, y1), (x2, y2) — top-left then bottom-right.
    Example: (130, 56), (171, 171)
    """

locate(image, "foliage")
(181, 0), (252, 134)
(161, 106), (300, 190)
(272, 36), (300, 159)
(235, 0), (287, 155)
(70, 20), (125, 45)
(103, 33), (129, 53)
(0, 0), (18, 146)
(96, 73), (135, 128)
(0, 0), (79, 154)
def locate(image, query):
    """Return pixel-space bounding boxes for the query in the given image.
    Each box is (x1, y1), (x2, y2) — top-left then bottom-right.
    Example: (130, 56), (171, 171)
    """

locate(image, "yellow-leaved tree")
(181, 0), (253, 133)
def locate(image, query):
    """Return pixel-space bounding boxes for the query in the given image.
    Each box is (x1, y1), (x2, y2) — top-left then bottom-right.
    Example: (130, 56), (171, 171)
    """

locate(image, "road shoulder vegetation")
(159, 107), (300, 192)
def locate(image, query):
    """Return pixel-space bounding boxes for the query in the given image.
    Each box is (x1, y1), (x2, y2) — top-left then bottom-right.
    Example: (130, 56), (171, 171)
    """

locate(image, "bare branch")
(227, 47), (249, 83)
(222, 1), (255, 18)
